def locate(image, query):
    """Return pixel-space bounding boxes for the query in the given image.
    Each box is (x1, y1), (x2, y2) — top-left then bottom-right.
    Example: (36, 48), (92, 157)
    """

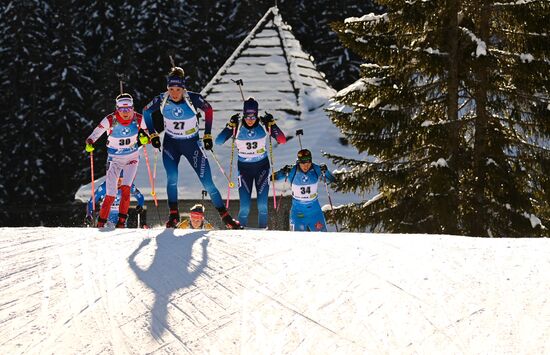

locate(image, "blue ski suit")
(274, 163), (335, 232)
(216, 118), (286, 228)
(87, 181), (144, 225)
(143, 91), (224, 210)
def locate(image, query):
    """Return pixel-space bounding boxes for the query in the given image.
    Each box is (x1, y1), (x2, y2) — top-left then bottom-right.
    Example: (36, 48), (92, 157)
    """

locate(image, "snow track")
(1, 227), (549, 354)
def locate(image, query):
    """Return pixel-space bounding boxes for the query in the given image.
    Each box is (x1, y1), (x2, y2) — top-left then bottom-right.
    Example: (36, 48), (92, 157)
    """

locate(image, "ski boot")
(96, 217), (107, 228)
(115, 214), (127, 228)
(216, 207), (243, 230)
(166, 209), (180, 228)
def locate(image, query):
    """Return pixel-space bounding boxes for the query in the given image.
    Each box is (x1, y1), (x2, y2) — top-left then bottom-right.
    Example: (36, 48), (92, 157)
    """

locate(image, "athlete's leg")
(162, 142), (182, 208)
(183, 140), (224, 208)
(305, 203), (328, 232)
(290, 205), (307, 231)
(98, 157), (123, 225)
(237, 164), (254, 227)
(255, 160), (270, 229)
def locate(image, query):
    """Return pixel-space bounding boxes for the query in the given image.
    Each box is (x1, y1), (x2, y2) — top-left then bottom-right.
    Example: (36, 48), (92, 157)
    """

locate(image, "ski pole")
(90, 151), (96, 226)
(323, 172), (339, 232)
(276, 172), (288, 212)
(268, 126), (277, 209)
(142, 145), (162, 225)
(210, 149), (235, 188)
(226, 78), (245, 208)
(232, 79), (245, 101)
(153, 149), (158, 182)
(296, 129), (304, 149)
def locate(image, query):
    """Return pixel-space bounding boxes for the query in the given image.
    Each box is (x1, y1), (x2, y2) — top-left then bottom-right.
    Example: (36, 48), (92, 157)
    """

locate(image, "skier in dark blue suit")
(273, 149), (335, 232)
(215, 98), (286, 228)
(142, 67), (240, 229)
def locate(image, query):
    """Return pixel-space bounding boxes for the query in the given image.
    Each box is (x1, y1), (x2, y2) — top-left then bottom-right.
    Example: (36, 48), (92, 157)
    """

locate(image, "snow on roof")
(75, 6), (365, 209)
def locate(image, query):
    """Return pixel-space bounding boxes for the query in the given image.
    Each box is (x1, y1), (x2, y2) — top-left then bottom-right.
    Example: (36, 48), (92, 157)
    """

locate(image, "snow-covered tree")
(281, 0), (381, 90)
(327, 0), (550, 237)
(78, 0), (142, 115)
(42, 0), (94, 203)
(0, 1), (52, 213)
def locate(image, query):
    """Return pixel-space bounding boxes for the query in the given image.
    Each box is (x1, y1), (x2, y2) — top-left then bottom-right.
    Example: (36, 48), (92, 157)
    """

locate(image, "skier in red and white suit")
(85, 93), (150, 228)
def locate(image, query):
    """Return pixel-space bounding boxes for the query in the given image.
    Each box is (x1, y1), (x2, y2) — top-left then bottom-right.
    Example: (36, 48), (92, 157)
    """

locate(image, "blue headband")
(167, 76), (185, 88)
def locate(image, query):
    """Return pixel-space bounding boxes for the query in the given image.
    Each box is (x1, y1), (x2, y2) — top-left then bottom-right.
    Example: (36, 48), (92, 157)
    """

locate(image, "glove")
(262, 112), (275, 126)
(203, 134), (213, 150)
(135, 205), (143, 214)
(150, 133), (161, 150)
(85, 139), (94, 153)
(137, 130), (150, 146)
(228, 113), (240, 128)
(282, 164), (293, 174)
(320, 164), (328, 173)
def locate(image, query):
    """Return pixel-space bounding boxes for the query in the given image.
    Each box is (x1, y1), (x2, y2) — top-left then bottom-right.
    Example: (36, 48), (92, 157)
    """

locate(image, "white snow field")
(1, 228), (549, 354)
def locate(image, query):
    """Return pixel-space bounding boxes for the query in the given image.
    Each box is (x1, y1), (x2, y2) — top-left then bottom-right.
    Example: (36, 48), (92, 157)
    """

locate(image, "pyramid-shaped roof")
(201, 6), (335, 121)
(75, 7), (363, 209)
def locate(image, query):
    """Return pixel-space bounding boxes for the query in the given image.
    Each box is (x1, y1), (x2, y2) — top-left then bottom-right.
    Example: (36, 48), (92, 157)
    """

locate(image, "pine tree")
(280, 0), (381, 90)
(134, 0), (196, 97)
(0, 1), (53, 220)
(42, 0), (95, 204)
(327, 0), (550, 237)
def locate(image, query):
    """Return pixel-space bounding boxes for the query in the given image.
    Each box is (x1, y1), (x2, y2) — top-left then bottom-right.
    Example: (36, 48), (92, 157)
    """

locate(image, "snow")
(430, 158), (448, 168)
(1, 227), (549, 354)
(520, 53), (534, 63)
(462, 28), (487, 57)
(523, 212), (543, 228)
(344, 13), (389, 24)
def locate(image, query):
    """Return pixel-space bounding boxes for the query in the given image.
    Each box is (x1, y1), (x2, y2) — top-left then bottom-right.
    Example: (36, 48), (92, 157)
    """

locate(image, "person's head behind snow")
(189, 204), (205, 229)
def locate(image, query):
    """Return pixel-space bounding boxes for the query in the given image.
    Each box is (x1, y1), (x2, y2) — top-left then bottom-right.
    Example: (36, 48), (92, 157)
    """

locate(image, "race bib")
(163, 101), (199, 138)
(291, 183), (318, 201)
(236, 138), (266, 158)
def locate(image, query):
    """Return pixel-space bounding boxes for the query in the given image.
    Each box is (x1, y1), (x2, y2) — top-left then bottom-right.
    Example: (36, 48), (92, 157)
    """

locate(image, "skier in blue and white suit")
(86, 176), (145, 227)
(215, 97), (286, 228)
(142, 66), (240, 229)
(273, 149), (335, 232)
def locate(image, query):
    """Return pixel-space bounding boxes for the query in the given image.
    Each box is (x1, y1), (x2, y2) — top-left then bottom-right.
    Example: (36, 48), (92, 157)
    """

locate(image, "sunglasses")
(117, 107), (134, 113)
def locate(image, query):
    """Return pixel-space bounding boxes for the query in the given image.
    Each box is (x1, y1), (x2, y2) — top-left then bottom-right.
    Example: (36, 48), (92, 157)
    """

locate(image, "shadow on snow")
(128, 229), (209, 339)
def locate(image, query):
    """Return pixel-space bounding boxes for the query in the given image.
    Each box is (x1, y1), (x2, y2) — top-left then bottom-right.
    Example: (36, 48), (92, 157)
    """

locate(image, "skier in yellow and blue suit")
(273, 149), (335, 232)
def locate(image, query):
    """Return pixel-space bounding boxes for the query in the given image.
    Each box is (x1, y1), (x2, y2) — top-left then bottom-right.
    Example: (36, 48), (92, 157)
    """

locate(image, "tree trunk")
(472, 0), (491, 237)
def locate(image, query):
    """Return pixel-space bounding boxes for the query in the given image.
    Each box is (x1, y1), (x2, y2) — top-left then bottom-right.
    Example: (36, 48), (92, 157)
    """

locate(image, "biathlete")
(215, 97), (286, 228)
(273, 149), (335, 232)
(142, 66), (241, 229)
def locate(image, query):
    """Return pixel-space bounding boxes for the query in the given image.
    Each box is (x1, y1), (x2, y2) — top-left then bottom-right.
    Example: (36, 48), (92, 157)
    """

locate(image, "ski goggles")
(190, 212), (204, 220)
(117, 107), (134, 113)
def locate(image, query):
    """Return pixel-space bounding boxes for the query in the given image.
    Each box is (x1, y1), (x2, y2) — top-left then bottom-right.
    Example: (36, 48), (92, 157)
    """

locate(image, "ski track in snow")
(0, 227), (549, 354)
